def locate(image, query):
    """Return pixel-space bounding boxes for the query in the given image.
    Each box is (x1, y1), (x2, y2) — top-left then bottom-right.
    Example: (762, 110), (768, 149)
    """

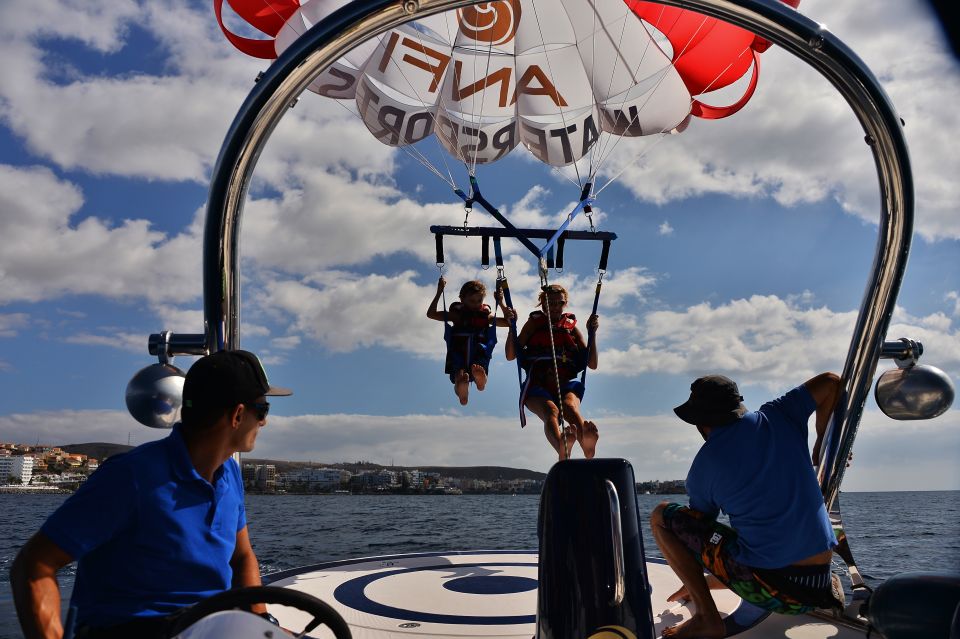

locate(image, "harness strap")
(494, 236), (527, 427)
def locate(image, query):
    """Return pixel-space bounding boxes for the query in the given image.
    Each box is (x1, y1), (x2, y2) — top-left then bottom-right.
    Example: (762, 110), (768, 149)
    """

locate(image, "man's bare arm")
(804, 372), (843, 465)
(11, 532), (73, 639)
(230, 526), (266, 614)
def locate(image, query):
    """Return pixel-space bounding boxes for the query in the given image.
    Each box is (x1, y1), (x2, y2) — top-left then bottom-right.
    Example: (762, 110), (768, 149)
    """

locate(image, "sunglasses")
(244, 401), (270, 421)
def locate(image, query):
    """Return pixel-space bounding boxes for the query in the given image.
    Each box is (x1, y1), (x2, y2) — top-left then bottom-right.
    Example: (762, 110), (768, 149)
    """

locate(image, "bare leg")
(472, 364), (487, 391)
(454, 370), (470, 405)
(650, 503), (725, 639)
(525, 396), (568, 460)
(668, 574), (726, 603)
(560, 394), (599, 459)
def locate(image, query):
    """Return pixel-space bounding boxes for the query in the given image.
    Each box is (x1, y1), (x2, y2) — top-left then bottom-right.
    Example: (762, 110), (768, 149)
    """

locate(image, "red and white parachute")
(216, 0), (797, 169)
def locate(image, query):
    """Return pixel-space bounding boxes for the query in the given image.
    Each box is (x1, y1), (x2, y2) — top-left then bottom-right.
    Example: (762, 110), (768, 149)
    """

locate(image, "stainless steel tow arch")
(199, 0), (912, 512)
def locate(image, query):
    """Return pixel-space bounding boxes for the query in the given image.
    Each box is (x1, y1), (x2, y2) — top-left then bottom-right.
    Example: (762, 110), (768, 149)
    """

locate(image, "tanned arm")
(505, 320), (533, 361)
(804, 372), (843, 466)
(426, 277), (447, 321)
(11, 532), (73, 639)
(230, 526), (266, 614)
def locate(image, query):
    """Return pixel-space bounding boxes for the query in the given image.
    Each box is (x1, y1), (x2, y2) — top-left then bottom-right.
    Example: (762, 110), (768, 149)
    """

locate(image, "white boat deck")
(264, 551), (867, 638)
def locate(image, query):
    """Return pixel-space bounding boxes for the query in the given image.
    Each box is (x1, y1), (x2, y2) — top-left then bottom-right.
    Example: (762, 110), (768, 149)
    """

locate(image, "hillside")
(56, 444), (545, 482)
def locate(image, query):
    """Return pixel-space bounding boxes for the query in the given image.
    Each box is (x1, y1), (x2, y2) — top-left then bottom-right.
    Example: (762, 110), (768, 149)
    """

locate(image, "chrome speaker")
(875, 364), (955, 420)
(125, 363), (186, 428)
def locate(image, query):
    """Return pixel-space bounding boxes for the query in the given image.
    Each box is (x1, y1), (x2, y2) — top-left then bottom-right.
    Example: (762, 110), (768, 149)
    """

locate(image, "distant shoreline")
(0, 486), (71, 494)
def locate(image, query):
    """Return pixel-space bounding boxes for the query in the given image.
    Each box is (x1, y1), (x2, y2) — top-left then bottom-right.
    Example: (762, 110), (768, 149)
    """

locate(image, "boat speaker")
(536, 458), (655, 639)
(874, 363), (954, 420)
(125, 362), (185, 429)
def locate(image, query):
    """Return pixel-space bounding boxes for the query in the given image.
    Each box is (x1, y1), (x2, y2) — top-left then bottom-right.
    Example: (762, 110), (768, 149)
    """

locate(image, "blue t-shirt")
(685, 385), (837, 569)
(41, 425), (247, 628)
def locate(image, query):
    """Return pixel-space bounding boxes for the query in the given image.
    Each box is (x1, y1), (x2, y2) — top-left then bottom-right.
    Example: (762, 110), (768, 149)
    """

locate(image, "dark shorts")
(526, 379), (585, 402)
(661, 504), (839, 614)
(445, 348), (491, 383)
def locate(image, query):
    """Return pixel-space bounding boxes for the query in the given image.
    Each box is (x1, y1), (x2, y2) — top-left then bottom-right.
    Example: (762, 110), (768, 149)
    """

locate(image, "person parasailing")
(427, 276), (517, 405)
(505, 283), (600, 461)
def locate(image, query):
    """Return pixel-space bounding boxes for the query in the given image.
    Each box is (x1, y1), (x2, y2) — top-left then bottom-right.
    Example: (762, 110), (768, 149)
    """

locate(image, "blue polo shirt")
(41, 425), (247, 628)
(685, 385), (837, 569)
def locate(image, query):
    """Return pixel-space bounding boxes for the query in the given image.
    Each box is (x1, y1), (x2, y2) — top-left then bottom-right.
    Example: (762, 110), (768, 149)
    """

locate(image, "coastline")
(0, 485), (70, 494)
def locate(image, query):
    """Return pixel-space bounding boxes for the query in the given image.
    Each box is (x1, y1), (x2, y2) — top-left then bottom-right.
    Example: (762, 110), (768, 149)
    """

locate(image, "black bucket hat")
(674, 375), (747, 427)
(182, 350), (291, 421)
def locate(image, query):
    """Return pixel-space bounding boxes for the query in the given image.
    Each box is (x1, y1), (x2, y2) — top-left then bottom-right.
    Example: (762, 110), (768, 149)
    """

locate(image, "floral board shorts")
(661, 503), (841, 614)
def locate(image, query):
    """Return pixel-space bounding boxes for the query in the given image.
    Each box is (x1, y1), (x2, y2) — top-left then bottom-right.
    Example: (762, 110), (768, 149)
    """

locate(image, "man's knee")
(651, 501), (671, 526)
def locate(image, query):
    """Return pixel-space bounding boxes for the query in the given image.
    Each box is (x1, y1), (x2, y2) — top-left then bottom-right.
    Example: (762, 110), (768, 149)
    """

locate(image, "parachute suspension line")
(690, 44), (754, 97)
(467, 35), (499, 176)
(587, 0), (634, 184)
(551, 165), (584, 190)
(383, 28), (471, 181)
(586, 0), (601, 182)
(538, 262), (570, 461)
(589, 45), (683, 175)
(590, 7), (659, 176)
(590, 11), (713, 178)
(246, 0), (461, 190)
(528, 0), (582, 189)
(594, 131), (669, 196)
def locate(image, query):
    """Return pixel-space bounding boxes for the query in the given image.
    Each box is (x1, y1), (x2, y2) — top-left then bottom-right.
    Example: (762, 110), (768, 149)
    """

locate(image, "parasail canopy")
(216, 0), (796, 174)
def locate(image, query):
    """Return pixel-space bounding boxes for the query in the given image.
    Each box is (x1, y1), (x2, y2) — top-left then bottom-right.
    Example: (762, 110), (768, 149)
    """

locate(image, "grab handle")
(605, 479), (625, 606)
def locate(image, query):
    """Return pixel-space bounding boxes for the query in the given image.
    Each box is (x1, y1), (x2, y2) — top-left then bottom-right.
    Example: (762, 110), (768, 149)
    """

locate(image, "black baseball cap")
(674, 375), (747, 427)
(182, 350), (291, 420)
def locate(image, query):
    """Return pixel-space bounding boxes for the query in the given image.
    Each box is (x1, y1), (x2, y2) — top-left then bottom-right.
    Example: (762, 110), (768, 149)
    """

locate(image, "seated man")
(11, 350), (291, 639)
(651, 373), (844, 639)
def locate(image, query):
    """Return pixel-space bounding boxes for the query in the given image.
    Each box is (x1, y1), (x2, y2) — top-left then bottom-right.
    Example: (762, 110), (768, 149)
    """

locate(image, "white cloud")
(658, 221), (673, 236)
(947, 292), (960, 317)
(601, 294), (960, 389)
(0, 0), (393, 184)
(64, 332), (149, 353)
(0, 164), (203, 306)
(0, 313), (30, 337)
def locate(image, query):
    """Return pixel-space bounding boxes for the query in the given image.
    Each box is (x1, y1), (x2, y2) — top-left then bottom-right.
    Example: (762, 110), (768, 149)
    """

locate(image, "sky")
(0, 0), (957, 492)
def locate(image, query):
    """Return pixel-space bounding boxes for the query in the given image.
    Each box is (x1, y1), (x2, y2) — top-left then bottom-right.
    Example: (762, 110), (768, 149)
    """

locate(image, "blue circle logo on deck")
(333, 562), (538, 625)
(443, 575), (537, 595)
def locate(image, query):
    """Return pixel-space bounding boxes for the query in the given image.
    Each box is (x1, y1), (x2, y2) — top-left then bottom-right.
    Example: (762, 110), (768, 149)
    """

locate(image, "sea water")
(1, 491), (957, 638)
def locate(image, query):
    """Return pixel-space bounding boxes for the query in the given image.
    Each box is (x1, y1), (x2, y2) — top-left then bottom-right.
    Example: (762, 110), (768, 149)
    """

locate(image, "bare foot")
(558, 426), (577, 459)
(472, 364), (487, 391)
(455, 370), (470, 405)
(580, 421), (599, 459)
(668, 575), (726, 605)
(662, 613), (725, 639)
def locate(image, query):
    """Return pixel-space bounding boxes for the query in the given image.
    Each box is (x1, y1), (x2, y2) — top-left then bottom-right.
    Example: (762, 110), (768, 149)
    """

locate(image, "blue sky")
(0, 0), (957, 491)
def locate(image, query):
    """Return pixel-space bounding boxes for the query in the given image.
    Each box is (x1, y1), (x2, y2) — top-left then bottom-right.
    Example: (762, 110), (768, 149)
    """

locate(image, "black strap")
(435, 233), (444, 266)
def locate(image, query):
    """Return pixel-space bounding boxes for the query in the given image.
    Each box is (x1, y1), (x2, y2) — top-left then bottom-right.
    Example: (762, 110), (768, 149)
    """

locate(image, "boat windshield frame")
(198, 0), (913, 537)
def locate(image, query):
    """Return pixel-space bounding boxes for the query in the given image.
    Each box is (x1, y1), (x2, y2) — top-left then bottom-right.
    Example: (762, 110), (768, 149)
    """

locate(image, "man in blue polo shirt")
(11, 350), (292, 639)
(651, 373), (844, 639)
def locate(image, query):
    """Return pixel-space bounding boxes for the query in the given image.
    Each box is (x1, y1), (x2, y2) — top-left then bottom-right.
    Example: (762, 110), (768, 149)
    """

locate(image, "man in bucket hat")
(651, 372), (845, 639)
(13, 350), (291, 639)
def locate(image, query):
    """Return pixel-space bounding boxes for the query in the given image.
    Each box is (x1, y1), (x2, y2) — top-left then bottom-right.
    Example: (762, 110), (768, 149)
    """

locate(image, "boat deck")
(263, 551), (867, 638)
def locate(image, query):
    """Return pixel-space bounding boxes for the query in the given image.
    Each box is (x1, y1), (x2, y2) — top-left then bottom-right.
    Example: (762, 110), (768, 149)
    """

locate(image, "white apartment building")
(0, 456), (34, 485)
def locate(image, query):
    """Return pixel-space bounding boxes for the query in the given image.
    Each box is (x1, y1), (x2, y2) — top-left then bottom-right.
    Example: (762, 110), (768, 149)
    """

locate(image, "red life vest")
(449, 302), (493, 333)
(522, 311), (584, 385)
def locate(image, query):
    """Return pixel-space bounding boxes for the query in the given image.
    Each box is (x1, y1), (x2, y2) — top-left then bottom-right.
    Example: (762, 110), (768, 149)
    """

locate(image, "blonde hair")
(459, 280), (487, 298)
(537, 284), (568, 308)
